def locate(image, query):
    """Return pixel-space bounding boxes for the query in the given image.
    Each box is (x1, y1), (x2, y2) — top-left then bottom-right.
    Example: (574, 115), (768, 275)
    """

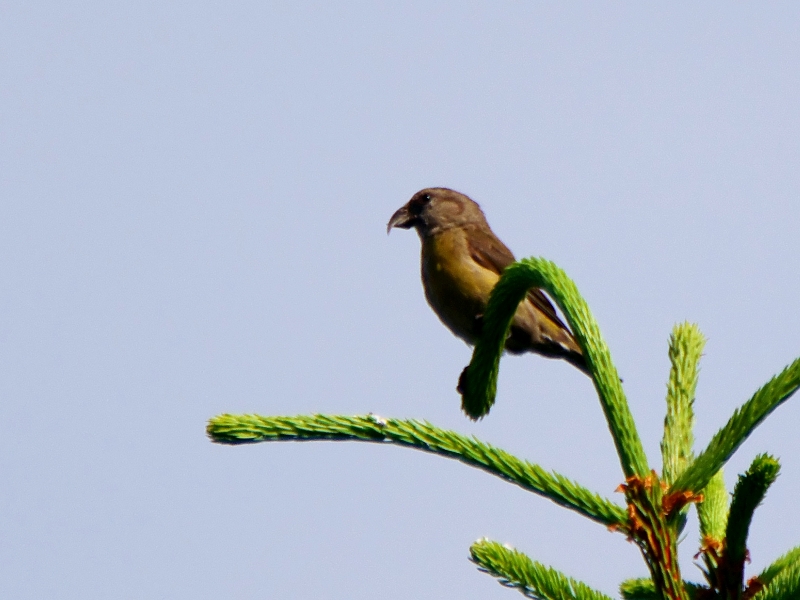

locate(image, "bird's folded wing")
(465, 226), (569, 330)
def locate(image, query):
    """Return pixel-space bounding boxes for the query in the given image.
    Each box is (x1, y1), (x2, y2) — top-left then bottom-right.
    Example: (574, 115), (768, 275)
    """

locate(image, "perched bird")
(387, 187), (588, 374)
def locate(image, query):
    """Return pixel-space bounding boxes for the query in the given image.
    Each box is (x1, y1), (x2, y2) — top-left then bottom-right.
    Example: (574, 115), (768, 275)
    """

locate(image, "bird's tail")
(561, 346), (591, 376)
(548, 329), (592, 377)
(507, 321), (592, 377)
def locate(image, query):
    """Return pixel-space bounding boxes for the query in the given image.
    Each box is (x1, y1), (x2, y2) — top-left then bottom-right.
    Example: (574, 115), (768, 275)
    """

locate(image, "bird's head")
(387, 187), (487, 238)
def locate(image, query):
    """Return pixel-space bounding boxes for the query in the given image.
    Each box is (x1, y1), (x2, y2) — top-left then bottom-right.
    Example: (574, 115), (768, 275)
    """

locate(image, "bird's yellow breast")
(420, 228), (499, 344)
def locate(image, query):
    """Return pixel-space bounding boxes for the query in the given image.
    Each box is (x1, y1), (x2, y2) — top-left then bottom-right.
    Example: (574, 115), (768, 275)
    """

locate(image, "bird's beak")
(386, 204), (415, 234)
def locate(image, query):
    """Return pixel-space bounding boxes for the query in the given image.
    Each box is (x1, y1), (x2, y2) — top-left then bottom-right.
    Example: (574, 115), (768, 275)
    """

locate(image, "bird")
(387, 187), (588, 375)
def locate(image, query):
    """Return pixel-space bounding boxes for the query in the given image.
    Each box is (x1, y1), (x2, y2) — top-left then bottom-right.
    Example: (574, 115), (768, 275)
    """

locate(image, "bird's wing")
(465, 226), (568, 329)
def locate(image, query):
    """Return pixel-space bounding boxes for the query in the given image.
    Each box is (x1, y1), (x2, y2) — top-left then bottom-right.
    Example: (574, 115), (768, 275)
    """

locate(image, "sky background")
(2, 2), (800, 599)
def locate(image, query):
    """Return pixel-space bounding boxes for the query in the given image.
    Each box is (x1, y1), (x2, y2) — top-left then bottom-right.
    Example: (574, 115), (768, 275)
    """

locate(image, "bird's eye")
(409, 194), (431, 215)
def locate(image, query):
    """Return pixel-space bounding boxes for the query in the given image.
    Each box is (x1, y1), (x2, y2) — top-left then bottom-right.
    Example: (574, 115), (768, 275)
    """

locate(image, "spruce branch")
(757, 546), (800, 590)
(670, 357), (800, 495)
(753, 561), (800, 600)
(620, 578), (661, 600)
(720, 454), (780, 598)
(470, 538), (613, 600)
(207, 413), (627, 529)
(662, 322), (705, 486)
(207, 253), (800, 600)
(459, 257), (649, 478)
(619, 578), (703, 600)
(620, 473), (691, 600)
(697, 469), (728, 543)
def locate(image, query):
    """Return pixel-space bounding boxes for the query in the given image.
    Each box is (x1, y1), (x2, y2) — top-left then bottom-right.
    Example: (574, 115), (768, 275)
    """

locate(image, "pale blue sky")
(2, 3), (799, 599)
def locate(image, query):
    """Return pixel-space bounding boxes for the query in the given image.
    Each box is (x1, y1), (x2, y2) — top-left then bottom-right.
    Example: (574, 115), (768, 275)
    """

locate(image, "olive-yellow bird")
(387, 187), (588, 374)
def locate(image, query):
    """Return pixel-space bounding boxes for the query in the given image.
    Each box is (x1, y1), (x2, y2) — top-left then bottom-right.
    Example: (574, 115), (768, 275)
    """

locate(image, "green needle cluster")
(208, 257), (800, 600)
